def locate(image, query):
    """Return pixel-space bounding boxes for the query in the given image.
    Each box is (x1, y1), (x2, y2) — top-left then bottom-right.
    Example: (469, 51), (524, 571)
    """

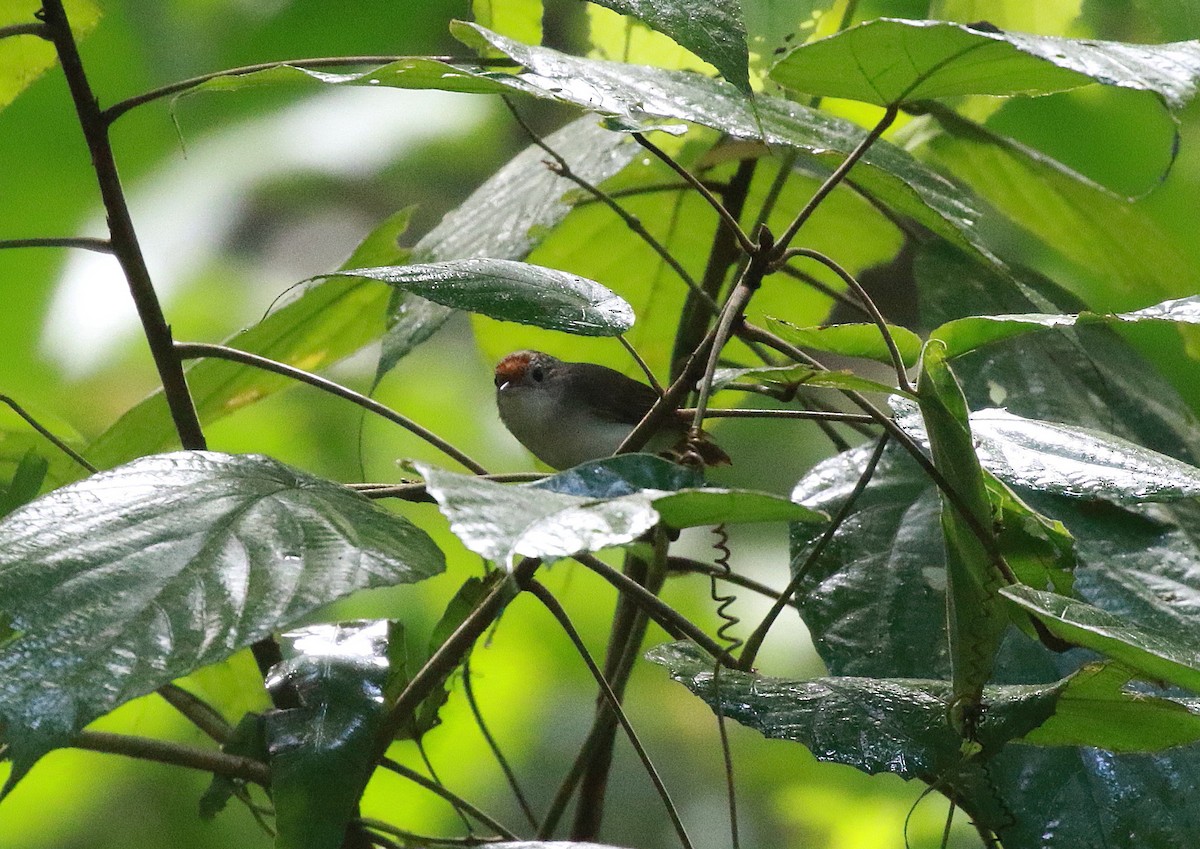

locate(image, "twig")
(632, 133), (755, 255)
(0, 236), (112, 253)
(157, 683), (233, 744)
(782, 247), (913, 392)
(524, 579), (695, 849)
(666, 556), (797, 606)
(174, 342), (489, 475)
(379, 758), (517, 840)
(0, 22), (46, 39)
(72, 731), (268, 784)
(0, 393), (96, 473)
(41, 0), (206, 451)
(679, 407), (875, 423)
(358, 818), (498, 847)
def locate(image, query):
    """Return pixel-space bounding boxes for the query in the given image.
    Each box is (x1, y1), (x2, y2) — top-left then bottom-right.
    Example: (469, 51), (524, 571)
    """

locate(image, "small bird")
(494, 350), (729, 470)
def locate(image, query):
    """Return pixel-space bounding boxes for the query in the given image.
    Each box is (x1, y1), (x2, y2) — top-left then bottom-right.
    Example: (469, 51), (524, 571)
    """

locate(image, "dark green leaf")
(766, 318), (923, 367)
(185, 58), (514, 98)
(266, 621), (391, 849)
(1002, 585), (1200, 693)
(380, 116), (637, 377)
(769, 19), (1200, 108)
(0, 451), (444, 786)
(649, 641), (1061, 778)
(0, 450), (47, 518)
(916, 343), (1010, 715)
(533, 454), (704, 498)
(198, 713), (267, 820)
(337, 258), (634, 337)
(712, 364), (909, 397)
(587, 0), (751, 94)
(1022, 663), (1200, 753)
(984, 473), (1075, 596)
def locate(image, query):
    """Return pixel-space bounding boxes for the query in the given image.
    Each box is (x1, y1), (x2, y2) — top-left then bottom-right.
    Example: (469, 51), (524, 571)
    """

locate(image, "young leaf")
(649, 641), (1061, 778)
(769, 19), (1200, 108)
(766, 317), (923, 366)
(916, 342), (1011, 718)
(586, 0), (752, 95)
(266, 621), (392, 849)
(0, 451), (444, 787)
(1001, 586), (1200, 694)
(336, 259), (634, 337)
(1021, 663), (1200, 753)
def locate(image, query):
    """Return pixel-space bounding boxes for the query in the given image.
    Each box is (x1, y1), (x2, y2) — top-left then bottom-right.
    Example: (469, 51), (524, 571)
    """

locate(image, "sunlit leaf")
(1021, 662), (1200, 753)
(0, 0), (99, 112)
(766, 317), (923, 366)
(712, 363), (904, 397)
(472, 0), (542, 49)
(266, 621), (392, 849)
(1002, 585), (1200, 693)
(336, 259), (634, 337)
(769, 18), (1200, 108)
(0, 451), (444, 786)
(587, 0), (751, 94)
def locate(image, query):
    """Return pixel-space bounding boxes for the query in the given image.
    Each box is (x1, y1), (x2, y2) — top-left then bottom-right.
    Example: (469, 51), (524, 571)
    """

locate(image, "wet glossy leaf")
(769, 19), (1200, 108)
(1002, 585), (1200, 693)
(381, 117), (637, 377)
(766, 317), (923, 366)
(649, 641), (1061, 778)
(969, 407), (1200, 502)
(916, 343), (1010, 714)
(931, 294), (1200, 357)
(587, 0), (751, 94)
(1022, 663), (1200, 753)
(418, 462), (820, 569)
(0, 451), (444, 786)
(266, 621), (391, 849)
(533, 454), (703, 498)
(711, 364), (905, 397)
(337, 258), (634, 336)
(88, 208), (416, 470)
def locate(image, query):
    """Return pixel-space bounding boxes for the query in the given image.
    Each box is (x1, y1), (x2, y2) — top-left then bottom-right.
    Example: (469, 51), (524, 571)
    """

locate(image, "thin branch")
(358, 819), (499, 847)
(41, 0), (206, 451)
(783, 247), (913, 392)
(739, 435), (889, 670)
(524, 579), (695, 849)
(772, 104), (899, 256)
(618, 335), (665, 396)
(0, 236), (112, 253)
(679, 406), (875, 423)
(103, 55), (514, 123)
(158, 684), (233, 744)
(379, 758), (518, 840)
(632, 132), (756, 255)
(666, 556), (799, 605)
(175, 342), (488, 475)
(352, 472), (543, 502)
(0, 22), (46, 39)
(773, 262), (869, 315)
(73, 731), (269, 784)
(0, 393), (97, 474)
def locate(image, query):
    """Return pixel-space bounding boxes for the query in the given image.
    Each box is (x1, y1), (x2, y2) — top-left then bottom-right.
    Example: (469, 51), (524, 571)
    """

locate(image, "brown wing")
(555, 362), (661, 425)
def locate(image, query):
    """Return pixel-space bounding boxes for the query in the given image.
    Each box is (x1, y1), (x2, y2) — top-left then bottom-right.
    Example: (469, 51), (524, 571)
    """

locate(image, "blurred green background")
(2, 1), (1199, 847)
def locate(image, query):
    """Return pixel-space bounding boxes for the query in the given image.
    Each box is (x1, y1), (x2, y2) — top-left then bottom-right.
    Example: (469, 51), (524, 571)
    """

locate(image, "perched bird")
(494, 350), (728, 470)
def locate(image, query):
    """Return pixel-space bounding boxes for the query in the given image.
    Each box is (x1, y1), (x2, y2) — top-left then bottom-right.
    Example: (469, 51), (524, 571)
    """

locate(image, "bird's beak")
(498, 380), (511, 391)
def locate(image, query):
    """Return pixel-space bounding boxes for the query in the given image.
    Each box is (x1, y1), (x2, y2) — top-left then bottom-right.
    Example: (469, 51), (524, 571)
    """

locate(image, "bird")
(494, 350), (729, 470)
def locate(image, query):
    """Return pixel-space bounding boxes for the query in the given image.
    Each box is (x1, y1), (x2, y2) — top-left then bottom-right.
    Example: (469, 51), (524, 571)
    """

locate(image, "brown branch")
(73, 731), (268, 784)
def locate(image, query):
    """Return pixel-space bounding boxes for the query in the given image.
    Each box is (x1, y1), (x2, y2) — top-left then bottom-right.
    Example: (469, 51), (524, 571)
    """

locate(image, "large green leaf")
(1002, 586), (1200, 693)
(650, 641), (1061, 777)
(337, 259), (634, 337)
(418, 461), (821, 569)
(586, 0), (751, 94)
(711, 364), (906, 397)
(0, 451), (444, 786)
(266, 621), (392, 849)
(769, 18), (1200, 108)
(766, 317), (923, 366)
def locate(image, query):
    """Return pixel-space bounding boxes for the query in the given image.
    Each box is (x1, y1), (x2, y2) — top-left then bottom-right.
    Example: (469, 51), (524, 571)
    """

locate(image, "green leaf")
(472, 0), (542, 48)
(916, 343), (1010, 715)
(712, 364), (907, 397)
(198, 713), (267, 820)
(766, 317), (923, 366)
(1021, 663), (1200, 753)
(983, 472), (1074, 596)
(266, 621), (392, 849)
(533, 454), (704, 498)
(0, 0), (99, 111)
(0, 450), (47, 518)
(932, 294), (1200, 357)
(769, 18), (1200, 108)
(649, 641), (1061, 779)
(418, 462), (821, 568)
(586, 0), (751, 94)
(380, 116), (637, 377)
(1001, 585), (1200, 694)
(969, 407), (1200, 503)
(0, 451), (444, 786)
(87, 208), (417, 470)
(336, 259), (634, 337)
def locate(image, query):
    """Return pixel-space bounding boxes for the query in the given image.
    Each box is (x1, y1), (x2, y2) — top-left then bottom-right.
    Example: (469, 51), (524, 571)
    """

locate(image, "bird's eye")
(530, 366), (544, 382)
